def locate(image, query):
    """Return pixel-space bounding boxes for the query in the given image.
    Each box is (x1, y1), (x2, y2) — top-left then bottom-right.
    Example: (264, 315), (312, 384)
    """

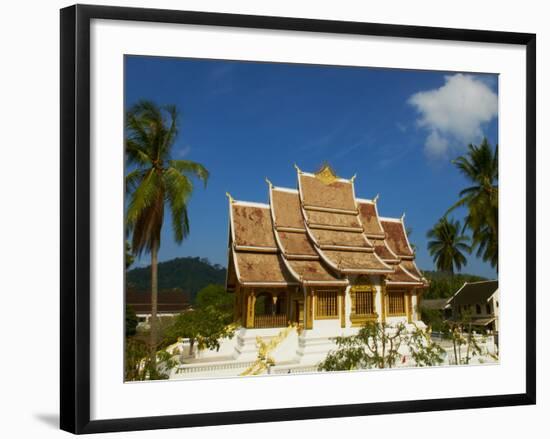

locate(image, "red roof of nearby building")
(126, 288), (191, 314)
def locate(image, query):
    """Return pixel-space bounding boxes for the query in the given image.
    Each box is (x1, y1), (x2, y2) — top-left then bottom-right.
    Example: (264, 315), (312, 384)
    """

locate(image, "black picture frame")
(60, 4), (536, 434)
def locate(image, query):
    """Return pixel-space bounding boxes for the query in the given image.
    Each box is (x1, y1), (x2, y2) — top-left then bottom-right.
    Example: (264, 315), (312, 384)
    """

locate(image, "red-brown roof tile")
(285, 259), (345, 284)
(299, 173), (357, 211)
(270, 188), (304, 229)
(231, 203), (277, 249)
(304, 209), (362, 229)
(401, 259), (424, 280)
(233, 251), (297, 285)
(381, 219), (414, 258)
(321, 249), (393, 273)
(357, 201), (385, 237)
(276, 230), (318, 256)
(372, 238), (400, 261)
(309, 228), (370, 248)
(386, 264), (423, 285)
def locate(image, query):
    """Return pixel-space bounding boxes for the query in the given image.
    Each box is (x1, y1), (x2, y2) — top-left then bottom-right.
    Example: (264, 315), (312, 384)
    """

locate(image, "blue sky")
(125, 56), (498, 278)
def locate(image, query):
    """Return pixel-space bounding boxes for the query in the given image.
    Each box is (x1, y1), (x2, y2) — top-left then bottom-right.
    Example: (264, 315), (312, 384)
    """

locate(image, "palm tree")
(427, 217), (471, 274)
(448, 138), (498, 269)
(125, 100), (209, 364)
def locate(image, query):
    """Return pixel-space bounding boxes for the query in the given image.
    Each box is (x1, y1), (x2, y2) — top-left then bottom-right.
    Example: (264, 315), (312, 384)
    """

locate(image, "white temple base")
(167, 322), (496, 379)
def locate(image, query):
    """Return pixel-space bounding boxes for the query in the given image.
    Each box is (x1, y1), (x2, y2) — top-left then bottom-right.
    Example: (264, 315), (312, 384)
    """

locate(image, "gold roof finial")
(373, 194), (380, 203)
(315, 163), (338, 185)
(225, 192), (234, 203)
(401, 212), (406, 221)
(265, 177), (273, 187)
(350, 173), (357, 183)
(294, 163), (303, 174)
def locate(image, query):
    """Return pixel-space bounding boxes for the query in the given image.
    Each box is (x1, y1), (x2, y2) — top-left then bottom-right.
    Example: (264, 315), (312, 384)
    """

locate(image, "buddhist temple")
(225, 164), (428, 333)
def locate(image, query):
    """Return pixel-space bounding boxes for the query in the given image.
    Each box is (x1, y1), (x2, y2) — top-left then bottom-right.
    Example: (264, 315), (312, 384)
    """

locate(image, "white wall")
(0, 0), (546, 438)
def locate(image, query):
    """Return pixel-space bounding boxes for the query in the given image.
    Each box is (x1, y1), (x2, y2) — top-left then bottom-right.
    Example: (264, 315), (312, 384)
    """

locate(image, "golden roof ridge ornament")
(401, 212), (406, 221)
(373, 194), (380, 203)
(294, 163), (303, 174)
(350, 174), (357, 183)
(225, 192), (234, 203)
(265, 177), (273, 187)
(315, 163), (339, 185)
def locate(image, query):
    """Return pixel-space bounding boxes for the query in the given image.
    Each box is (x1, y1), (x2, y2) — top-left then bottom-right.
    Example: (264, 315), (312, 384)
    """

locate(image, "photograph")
(123, 56), (500, 381)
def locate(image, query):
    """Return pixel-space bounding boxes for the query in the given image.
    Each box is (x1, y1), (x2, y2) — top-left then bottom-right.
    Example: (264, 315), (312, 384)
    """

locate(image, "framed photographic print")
(60, 4), (536, 434)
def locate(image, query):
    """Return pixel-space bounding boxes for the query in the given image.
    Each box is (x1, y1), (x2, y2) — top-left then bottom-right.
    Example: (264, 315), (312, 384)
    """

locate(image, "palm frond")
(125, 168), (148, 195)
(125, 139), (152, 166)
(163, 167), (194, 243)
(169, 160), (210, 187)
(126, 169), (161, 230)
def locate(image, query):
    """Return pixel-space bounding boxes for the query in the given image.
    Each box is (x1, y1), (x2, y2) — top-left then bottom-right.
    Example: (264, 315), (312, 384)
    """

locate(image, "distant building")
(447, 280), (499, 332)
(421, 298), (452, 320)
(126, 288), (191, 326)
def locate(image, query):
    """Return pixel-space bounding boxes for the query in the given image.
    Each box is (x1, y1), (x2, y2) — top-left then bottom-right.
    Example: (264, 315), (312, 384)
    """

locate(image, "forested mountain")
(126, 257), (226, 302)
(126, 256), (491, 303)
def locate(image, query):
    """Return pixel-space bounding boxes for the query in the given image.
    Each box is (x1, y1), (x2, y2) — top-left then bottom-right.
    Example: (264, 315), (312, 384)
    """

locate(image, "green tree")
(319, 322), (407, 371)
(124, 337), (176, 381)
(125, 241), (135, 270)
(420, 307), (446, 332)
(168, 307), (234, 356)
(442, 315), (485, 365)
(427, 217), (470, 274)
(407, 326), (445, 367)
(125, 304), (139, 337)
(318, 322), (445, 371)
(125, 338), (149, 381)
(195, 284), (233, 320)
(166, 284), (234, 356)
(125, 100), (209, 364)
(448, 138), (498, 269)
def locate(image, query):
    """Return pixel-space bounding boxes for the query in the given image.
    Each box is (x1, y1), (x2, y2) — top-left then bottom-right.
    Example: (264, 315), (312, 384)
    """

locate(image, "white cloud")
(425, 131), (449, 159)
(176, 144), (191, 158)
(408, 73), (498, 159)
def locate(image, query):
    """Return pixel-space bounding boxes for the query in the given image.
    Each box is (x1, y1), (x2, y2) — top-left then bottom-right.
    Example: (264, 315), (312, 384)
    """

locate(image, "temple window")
(476, 304), (482, 314)
(486, 303), (492, 314)
(355, 290), (375, 315)
(315, 290), (338, 319)
(387, 291), (406, 316)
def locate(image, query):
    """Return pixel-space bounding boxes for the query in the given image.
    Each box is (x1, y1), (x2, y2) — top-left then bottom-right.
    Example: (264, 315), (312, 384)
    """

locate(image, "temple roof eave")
(316, 247), (395, 275)
(238, 281), (300, 287)
(386, 281), (426, 287)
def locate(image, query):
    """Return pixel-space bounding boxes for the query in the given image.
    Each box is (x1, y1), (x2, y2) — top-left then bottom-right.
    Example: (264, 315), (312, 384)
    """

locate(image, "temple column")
(241, 288), (248, 326)
(340, 289), (346, 328)
(287, 290), (293, 324)
(381, 283), (387, 324)
(416, 289), (422, 321)
(406, 290), (413, 323)
(245, 290), (256, 328)
(305, 288), (314, 329)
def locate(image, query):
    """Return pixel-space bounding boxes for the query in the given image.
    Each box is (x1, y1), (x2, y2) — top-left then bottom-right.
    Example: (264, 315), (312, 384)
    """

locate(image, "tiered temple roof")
(226, 165), (427, 290)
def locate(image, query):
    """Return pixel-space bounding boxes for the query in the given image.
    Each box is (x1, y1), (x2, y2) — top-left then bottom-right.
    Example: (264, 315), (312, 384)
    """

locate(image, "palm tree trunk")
(149, 243), (159, 368)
